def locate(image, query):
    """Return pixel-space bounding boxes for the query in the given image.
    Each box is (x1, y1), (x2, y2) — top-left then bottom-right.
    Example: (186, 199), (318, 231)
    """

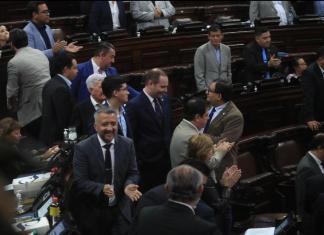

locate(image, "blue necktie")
(204, 107), (216, 133)
(262, 48), (271, 80)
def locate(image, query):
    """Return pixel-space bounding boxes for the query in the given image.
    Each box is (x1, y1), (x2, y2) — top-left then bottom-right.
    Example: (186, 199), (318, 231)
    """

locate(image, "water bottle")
(16, 190), (24, 214)
(63, 128), (69, 143)
(68, 127), (77, 143)
(49, 197), (60, 227)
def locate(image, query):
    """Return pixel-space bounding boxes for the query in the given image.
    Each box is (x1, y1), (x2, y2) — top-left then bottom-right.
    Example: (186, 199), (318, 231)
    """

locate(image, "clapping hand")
(124, 184), (142, 202)
(0, 25), (9, 47)
(103, 184), (115, 198)
(64, 41), (83, 53)
(220, 165), (242, 188)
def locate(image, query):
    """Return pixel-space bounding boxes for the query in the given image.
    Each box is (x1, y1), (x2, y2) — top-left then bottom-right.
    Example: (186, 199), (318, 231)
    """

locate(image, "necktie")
(103, 143), (112, 184)
(262, 48), (271, 80)
(153, 98), (163, 123)
(203, 107), (216, 133)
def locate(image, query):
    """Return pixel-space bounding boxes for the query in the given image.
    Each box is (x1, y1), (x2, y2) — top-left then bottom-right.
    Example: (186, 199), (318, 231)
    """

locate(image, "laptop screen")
(47, 220), (66, 235)
(37, 196), (52, 218)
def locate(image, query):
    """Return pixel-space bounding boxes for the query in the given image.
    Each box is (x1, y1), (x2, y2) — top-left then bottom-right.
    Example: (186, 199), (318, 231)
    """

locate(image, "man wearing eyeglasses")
(23, 1), (82, 59)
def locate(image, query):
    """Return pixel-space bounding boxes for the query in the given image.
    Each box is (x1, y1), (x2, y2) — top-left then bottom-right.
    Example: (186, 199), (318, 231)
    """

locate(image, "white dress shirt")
(168, 199), (196, 214)
(90, 96), (106, 110)
(143, 88), (157, 111)
(91, 58), (105, 75)
(308, 151), (324, 174)
(209, 102), (228, 123)
(58, 74), (72, 88)
(97, 134), (116, 205)
(109, 1), (120, 30)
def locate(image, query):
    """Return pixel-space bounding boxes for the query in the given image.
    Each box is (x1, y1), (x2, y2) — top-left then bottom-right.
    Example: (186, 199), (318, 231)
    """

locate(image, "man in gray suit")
(204, 82), (244, 180)
(170, 98), (209, 167)
(73, 108), (141, 235)
(130, 1), (175, 31)
(296, 133), (324, 233)
(194, 24), (232, 92)
(249, 1), (296, 26)
(6, 28), (50, 139)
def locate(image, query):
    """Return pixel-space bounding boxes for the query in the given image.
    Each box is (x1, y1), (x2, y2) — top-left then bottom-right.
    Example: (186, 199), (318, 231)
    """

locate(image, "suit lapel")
(314, 64), (324, 79)
(210, 101), (232, 126)
(306, 153), (323, 174)
(30, 22), (47, 49)
(141, 92), (162, 127)
(91, 135), (105, 173)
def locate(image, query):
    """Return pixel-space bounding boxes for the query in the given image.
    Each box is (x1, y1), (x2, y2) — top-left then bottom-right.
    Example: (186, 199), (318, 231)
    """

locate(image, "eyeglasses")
(206, 88), (216, 93)
(39, 10), (50, 15)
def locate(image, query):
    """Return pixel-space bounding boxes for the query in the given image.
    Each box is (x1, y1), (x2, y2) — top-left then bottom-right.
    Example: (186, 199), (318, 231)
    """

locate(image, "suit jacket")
(130, 1), (175, 31)
(23, 21), (55, 59)
(72, 134), (139, 221)
(88, 1), (127, 34)
(40, 75), (74, 146)
(207, 101), (244, 180)
(249, 1), (296, 25)
(295, 153), (323, 218)
(194, 42), (232, 91)
(136, 201), (221, 235)
(300, 62), (324, 122)
(170, 119), (199, 168)
(242, 40), (279, 82)
(6, 47), (50, 126)
(126, 91), (171, 163)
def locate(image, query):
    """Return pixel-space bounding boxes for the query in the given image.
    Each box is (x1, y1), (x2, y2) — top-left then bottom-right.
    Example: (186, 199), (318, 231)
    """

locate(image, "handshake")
(0, 25), (9, 47)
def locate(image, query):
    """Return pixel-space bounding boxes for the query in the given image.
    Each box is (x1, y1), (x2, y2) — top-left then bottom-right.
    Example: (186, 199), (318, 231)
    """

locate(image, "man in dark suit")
(126, 68), (171, 192)
(73, 108), (141, 235)
(300, 46), (324, 131)
(242, 27), (281, 82)
(71, 73), (106, 138)
(71, 42), (138, 103)
(102, 75), (133, 138)
(40, 53), (78, 146)
(135, 164), (221, 235)
(88, 1), (127, 34)
(296, 133), (324, 233)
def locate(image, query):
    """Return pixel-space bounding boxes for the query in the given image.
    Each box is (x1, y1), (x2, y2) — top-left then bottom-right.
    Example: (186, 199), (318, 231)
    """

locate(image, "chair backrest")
(274, 140), (304, 172)
(237, 151), (258, 179)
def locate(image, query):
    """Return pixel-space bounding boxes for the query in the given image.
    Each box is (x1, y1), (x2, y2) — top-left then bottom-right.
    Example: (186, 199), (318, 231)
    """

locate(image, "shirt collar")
(106, 100), (125, 114)
(318, 64), (324, 74)
(90, 95), (106, 108)
(143, 88), (155, 104)
(58, 74), (72, 88)
(97, 134), (115, 147)
(91, 58), (103, 74)
(31, 20), (46, 30)
(168, 199), (195, 215)
(212, 102), (228, 111)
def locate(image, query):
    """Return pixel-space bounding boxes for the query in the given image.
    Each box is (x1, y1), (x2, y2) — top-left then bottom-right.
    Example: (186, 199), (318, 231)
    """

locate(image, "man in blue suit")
(73, 108), (141, 235)
(71, 41), (139, 103)
(126, 68), (172, 192)
(23, 1), (82, 59)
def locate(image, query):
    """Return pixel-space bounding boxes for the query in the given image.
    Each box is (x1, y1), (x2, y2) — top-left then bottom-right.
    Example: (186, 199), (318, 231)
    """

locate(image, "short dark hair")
(26, 1), (46, 18)
(181, 158), (211, 177)
(52, 53), (75, 75)
(309, 133), (324, 150)
(316, 46), (324, 60)
(208, 24), (222, 34)
(183, 97), (207, 121)
(144, 68), (167, 85)
(101, 75), (128, 99)
(93, 42), (115, 57)
(291, 57), (304, 68)
(255, 26), (269, 37)
(214, 82), (233, 102)
(9, 28), (28, 49)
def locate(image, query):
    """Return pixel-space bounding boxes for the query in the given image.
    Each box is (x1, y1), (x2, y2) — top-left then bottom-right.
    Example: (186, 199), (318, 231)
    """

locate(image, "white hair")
(86, 73), (106, 91)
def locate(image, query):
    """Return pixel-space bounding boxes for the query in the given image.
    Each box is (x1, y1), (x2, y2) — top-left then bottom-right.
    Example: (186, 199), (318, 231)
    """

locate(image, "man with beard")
(73, 108), (141, 235)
